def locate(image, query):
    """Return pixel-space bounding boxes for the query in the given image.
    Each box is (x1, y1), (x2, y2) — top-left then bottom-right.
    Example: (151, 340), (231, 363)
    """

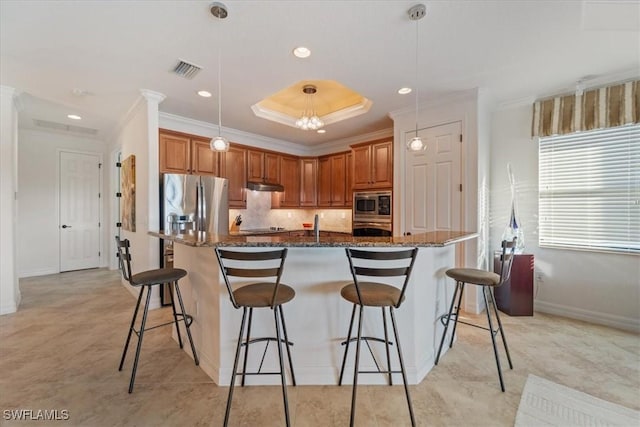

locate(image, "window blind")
(539, 124), (640, 254)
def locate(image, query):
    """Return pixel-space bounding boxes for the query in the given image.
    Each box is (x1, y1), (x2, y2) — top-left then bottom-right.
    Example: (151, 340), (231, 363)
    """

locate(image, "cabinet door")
(220, 146), (247, 208)
(276, 155), (300, 207)
(345, 152), (353, 207)
(300, 158), (317, 207)
(371, 141), (393, 188)
(264, 152), (280, 183)
(330, 153), (347, 206)
(247, 150), (264, 182)
(160, 132), (190, 174)
(351, 145), (371, 189)
(191, 138), (219, 176)
(317, 156), (332, 207)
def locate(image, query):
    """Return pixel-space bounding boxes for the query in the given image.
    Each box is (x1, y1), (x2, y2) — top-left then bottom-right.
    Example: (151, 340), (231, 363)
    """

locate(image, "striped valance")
(532, 80), (640, 138)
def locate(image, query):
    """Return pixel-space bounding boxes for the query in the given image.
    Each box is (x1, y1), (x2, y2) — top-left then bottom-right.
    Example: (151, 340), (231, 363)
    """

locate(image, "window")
(539, 124), (640, 254)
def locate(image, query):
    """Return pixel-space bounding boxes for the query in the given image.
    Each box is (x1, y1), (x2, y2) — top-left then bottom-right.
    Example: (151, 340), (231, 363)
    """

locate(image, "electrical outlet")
(341, 212), (346, 219)
(287, 212), (292, 218)
(320, 212), (324, 219)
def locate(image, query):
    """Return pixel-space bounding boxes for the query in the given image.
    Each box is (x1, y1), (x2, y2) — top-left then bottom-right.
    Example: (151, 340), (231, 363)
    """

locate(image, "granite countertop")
(230, 228), (351, 236)
(149, 230), (477, 248)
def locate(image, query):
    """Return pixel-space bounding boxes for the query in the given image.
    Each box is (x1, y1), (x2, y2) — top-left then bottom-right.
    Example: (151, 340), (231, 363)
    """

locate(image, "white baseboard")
(18, 268), (58, 278)
(0, 301), (17, 315)
(535, 300), (640, 333)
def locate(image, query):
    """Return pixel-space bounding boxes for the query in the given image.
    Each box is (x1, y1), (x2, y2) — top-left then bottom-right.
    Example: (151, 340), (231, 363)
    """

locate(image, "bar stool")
(434, 238), (517, 391)
(215, 248), (296, 427)
(115, 237), (199, 393)
(339, 247), (419, 427)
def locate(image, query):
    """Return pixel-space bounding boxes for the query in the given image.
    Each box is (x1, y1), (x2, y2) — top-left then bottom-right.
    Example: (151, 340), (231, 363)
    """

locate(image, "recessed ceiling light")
(317, 129), (326, 134)
(293, 46), (311, 58)
(398, 87), (412, 95)
(198, 90), (212, 97)
(67, 114), (82, 120)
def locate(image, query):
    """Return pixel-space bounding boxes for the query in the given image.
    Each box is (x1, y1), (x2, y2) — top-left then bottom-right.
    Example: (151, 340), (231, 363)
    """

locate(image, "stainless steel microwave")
(353, 191), (392, 222)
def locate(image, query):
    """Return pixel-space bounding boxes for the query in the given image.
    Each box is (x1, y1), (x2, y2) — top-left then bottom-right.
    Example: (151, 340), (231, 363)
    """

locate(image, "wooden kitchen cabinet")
(345, 152), (353, 207)
(272, 155), (300, 208)
(318, 152), (348, 207)
(248, 149), (279, 184)
(300, 158), (318, 207)
(219, 145), (247, 208)
(159, 129), (219, 176)
(351, 139), (393, 189)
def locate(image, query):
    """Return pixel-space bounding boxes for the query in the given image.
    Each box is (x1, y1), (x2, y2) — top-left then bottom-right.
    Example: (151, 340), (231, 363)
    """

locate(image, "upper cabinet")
(159, 129), (219, 176)
(272, 155), (300, 208)
(219, 145), (247, 208)
(300, 158), (318, 207)
(248, 149), (280, 184)
(351, 139), (393, 190)
(318, 152), (349, 207)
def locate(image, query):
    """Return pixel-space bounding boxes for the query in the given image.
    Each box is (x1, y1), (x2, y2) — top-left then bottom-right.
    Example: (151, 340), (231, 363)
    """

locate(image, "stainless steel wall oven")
(352, 190), (392, 237)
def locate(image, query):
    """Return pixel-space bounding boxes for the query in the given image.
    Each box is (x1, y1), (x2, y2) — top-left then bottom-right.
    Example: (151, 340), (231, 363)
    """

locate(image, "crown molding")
(159, 112), (308, 156)
(140, 89), (166, 104)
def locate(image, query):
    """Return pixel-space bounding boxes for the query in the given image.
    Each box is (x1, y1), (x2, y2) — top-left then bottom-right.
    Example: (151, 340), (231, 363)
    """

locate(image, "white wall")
(490, 104), (640, 332)
(0, 86), (20, 314)
(111, 90), (164, 305)
(16, 129), (108, 277)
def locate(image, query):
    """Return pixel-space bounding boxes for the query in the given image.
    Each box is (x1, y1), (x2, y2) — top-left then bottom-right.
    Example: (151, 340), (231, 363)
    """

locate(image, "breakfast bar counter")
(148, 230), (477, 385)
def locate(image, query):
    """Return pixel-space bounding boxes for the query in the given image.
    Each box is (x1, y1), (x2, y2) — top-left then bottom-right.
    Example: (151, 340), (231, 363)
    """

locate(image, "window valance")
(531, 80), (639, 138)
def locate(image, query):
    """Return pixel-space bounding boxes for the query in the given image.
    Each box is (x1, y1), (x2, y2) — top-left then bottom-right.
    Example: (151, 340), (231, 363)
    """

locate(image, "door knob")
(61, 225), (72, 229)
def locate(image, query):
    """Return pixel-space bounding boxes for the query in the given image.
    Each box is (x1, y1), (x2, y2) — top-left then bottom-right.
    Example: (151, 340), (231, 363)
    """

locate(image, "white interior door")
(60, 151), (101, 272)
(405, 121), (462, 235)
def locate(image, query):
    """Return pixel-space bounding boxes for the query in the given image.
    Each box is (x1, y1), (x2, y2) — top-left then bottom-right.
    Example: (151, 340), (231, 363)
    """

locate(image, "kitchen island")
(149, 230), (477, 385)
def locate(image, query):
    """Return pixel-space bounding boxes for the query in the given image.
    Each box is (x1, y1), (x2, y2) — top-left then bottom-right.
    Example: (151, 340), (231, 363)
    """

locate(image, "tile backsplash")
(229, 191), (352, 232)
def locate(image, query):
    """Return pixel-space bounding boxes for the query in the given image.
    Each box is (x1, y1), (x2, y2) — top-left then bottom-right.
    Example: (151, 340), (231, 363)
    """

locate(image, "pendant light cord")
(217, 14), (223, 137)
(414, 18), (419, 137)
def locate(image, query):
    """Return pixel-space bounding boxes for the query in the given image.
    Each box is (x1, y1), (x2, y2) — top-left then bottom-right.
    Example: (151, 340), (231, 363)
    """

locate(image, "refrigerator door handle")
(196, 180), (202, 231)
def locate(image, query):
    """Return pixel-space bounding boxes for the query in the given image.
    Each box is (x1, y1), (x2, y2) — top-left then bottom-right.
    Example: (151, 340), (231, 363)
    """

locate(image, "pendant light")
(406, 4), (427, 151)
(295, 85), (324, 131)
(210, 2), (230, 152)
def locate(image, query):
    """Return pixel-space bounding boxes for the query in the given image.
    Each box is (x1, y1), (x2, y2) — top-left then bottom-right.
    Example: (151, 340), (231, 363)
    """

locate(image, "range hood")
(246, 181), (284, 192)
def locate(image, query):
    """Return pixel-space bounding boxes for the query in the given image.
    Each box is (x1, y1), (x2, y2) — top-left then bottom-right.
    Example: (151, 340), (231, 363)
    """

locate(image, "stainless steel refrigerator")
(159, 173), (229, 305)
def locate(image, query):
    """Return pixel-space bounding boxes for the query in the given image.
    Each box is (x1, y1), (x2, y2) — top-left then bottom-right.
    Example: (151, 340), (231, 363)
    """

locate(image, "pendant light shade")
(210, 2), (230, 152)
(406, 4), (427, 152)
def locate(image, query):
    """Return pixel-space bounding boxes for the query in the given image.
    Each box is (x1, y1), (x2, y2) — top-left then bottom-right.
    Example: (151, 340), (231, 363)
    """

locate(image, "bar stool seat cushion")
(446, 268), (500, 287)
(340, 282), (404, 307)
(131, 268), (187, 286)
(233, 283), (295, 307)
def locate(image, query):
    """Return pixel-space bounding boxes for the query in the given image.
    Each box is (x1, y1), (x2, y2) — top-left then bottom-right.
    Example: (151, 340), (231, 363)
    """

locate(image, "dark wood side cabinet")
(494, 254), (534, 316)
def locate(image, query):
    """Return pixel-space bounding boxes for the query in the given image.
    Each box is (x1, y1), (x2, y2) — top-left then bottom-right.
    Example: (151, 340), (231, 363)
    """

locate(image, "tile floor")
(1, 268), (638, 426)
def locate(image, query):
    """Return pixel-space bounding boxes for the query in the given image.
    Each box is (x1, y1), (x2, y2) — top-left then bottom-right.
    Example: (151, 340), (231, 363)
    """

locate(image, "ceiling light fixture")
(67, 114), (82, 120)
(293, 46), (311, 58)
(210, 2), (230, 152)
(295, 84), (324, 130)
(398, 87), (412, 95)
(406, 4), (427, 152)
(198, 90), (212, 98)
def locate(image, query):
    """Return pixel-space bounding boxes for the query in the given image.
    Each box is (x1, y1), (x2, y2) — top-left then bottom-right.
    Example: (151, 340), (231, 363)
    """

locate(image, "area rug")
(515, 374), (640, 426)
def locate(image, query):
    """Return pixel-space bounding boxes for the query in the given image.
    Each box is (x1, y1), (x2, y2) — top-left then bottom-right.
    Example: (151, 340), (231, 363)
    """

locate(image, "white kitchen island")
(149, 230), (477, 385)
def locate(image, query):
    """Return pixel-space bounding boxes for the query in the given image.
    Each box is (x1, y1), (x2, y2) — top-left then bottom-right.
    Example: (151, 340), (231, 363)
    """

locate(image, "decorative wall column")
(0, 86), (21, 314)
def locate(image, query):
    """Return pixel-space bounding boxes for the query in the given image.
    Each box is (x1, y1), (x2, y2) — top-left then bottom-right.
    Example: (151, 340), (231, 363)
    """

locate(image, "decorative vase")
(502, 163), (525, 253)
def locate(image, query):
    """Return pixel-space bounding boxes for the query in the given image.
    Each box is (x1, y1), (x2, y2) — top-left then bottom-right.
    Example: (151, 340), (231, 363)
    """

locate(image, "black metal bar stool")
(339, 247), (419, 427)
(434, 238), (517, 391)
(215, 248), (296, 427)
(115, 237), (199, 393)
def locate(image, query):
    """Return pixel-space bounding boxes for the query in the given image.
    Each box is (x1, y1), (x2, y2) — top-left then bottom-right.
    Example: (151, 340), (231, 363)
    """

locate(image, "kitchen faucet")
(314, 214), (319, 241)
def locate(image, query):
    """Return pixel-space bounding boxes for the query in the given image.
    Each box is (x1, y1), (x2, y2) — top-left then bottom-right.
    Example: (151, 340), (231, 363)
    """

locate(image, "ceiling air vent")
(33, 119), (98, 136)
(172, 59), (202, 79)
